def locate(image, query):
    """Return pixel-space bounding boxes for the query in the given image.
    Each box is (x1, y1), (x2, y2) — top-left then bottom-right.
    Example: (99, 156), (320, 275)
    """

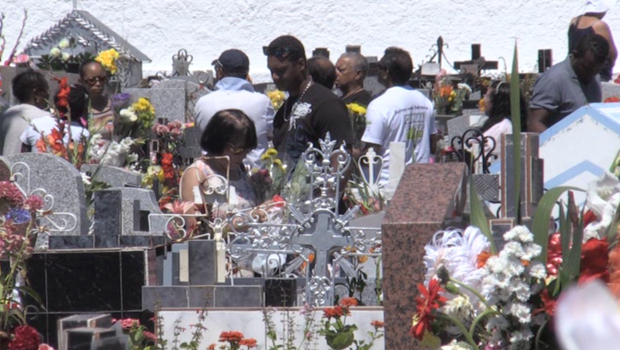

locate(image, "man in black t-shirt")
(265, 35), (354, 166)
(335, 52), (373, 107)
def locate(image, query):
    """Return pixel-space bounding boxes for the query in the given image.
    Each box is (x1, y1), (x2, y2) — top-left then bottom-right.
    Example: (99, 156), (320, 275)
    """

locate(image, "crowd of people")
(0, 0), (617, 221)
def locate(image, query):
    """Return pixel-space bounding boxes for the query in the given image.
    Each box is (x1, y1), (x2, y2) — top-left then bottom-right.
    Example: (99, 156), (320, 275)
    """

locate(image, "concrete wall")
(2, 0), (619, 82)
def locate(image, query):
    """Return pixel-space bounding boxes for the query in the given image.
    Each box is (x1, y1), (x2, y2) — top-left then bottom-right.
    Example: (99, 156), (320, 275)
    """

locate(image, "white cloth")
(361, 86), (436, 186)
(194, 77), (275, 169)
(483, 118), (512, 158)
(20, 116), (89, 151)
(0, 104), (51, 156)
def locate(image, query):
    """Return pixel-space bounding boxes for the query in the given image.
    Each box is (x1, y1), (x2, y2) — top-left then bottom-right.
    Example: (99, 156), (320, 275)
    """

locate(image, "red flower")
(161, 153), (176, 181)
(23, 195), (44, 211)
(207, 344), (216, 350)
(339, 297), (358, 307)
(117, 318), (139, 330)
(239, 338), (258, 348)
(604, 96), (620, 103)
(9, 325), (41, 350)
(370, 320), (384, 329)
(583, 209), (598, 227)
(579, 238), (610, 283)
(410, 278), (447, 340)
(219, 331), (244, 344)
(54, 77), (70, 109)
(323, 306), (346, 319)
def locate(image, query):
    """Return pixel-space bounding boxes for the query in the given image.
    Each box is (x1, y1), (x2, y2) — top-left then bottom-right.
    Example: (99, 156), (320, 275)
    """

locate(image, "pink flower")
(167, 120), (183, 130)
(13, 54), (30, 64)
(118, 318), (139, 330)
(142, 330), (157, 341)
(152, 123), (170, 136)
(24, 195), (45, 211)
(39, 345), (55, 350)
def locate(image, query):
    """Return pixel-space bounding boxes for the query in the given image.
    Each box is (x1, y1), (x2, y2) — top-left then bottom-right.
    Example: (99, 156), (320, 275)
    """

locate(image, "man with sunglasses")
(265, 35), (354, 168)
(194, 49), (274, 169)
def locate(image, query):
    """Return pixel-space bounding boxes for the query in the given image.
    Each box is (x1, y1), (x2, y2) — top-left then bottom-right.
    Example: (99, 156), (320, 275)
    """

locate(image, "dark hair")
(60, 85), (90, 123)
(573, 32), (610, 62)
(12, 70), (48, 103)
(307, 56), (336, 89)
(79, 59), (104, 78)
(341, 52), (369, 77)
(200, 109), (258, 155)
(481, 81), (527, 133)
(378, 47), (413, 85)
(265, 35), (306, 63)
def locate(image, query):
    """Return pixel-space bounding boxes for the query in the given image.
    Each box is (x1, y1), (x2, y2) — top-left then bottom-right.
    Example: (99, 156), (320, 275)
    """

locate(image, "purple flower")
(6, 208), (31, 224)
(111, 93), (131, 109)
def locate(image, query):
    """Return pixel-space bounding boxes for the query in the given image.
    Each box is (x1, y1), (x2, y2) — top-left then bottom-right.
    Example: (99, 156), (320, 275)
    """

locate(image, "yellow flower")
(266, 90), (286, 109)
(95, 49), (120, 74)
(347, 103), (367, 115)
(265, 148), (278, 157)
(273, 158), (283, 169)
(133, 97), (155, 115)
(260, 153), (271, 161)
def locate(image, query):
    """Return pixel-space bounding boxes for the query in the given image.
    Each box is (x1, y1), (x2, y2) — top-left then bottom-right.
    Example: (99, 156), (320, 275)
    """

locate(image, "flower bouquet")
(346, 103), (367, 149)
(434, 76), (471, 116)
(266, 89), (286, 111)
(250, 148), (286, 203)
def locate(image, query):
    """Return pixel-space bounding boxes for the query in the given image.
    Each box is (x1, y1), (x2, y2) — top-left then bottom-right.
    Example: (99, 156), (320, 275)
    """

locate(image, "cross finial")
(72, 0), (77, 10)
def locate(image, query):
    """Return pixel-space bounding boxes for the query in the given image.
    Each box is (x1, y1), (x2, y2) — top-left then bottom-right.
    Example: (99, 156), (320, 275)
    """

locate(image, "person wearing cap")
(194, 49), (274, 169)
(568, 0), (617, 81)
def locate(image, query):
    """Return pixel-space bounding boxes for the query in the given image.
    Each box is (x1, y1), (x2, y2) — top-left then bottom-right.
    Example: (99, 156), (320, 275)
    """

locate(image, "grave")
(7, 153), (89, 243)
(80, 164), (142, 188)
(382, 162), (468, 350)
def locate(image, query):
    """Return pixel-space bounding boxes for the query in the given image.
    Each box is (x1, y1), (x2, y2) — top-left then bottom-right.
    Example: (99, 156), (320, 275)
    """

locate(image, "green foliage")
(469, 175), (496, 253)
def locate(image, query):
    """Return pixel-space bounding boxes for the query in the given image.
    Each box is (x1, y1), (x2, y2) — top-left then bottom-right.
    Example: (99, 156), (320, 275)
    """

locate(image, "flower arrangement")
(95, 48), (120, 75)
(346, 103), (367, 148)
(35, 36), (96, 73)
(266, 89), (286, 110)
(319, 297), (384, 350)
(434, 78), (471, 116)
(116, 97), (157, 140)
(250, 148), (286, 203)
(0, 181), (55, 349)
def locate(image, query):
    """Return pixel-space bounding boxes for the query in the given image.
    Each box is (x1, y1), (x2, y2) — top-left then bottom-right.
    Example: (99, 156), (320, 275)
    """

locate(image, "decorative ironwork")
(172, 49), (193, 76)
(356, 147), (383, 193)
(450, 128), (498, 174)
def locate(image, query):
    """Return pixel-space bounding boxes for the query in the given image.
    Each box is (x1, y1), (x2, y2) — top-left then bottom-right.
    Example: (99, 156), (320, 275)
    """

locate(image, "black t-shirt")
(273, 83), (354, 165)
(341, 89), (373, 107)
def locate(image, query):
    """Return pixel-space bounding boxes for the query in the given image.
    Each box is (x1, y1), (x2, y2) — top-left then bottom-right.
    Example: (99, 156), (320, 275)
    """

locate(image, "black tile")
(188, 240), (217, 285)
(142, 286), (188, 311)
(45, 252), (122, 312)
(49, 236), (94, 249)
(119, 236), (165, 248)
(121, 251), (146, 311)
(94, 236), (120, 248)
(25, 253), (47, 310)
(188, 286), (214, 308)
(265, 279), (298, 307)
(93, 190), (122, 237)
(214, 286), (262, 307)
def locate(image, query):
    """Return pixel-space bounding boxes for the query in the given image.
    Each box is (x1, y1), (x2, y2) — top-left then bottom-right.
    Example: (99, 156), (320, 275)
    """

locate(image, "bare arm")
(527, 108), (551, 133)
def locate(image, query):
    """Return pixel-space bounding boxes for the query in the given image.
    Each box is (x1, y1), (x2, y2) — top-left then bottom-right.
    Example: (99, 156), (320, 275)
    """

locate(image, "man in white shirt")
(194, 49), (275, 169)
(361, 47), (437, 187)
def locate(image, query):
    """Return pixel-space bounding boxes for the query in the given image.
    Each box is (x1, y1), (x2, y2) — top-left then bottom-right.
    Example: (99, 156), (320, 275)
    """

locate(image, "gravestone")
(8, 153), (89, 240)
(81, 164), (142, 188)
(446, 114), (487, 141)
(382, 162), (468, 350)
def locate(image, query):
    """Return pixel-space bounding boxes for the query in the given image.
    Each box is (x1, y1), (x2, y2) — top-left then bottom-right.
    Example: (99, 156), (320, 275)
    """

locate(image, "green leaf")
(532, 186), (583, 263)
(510, 41), (522, 225)
(469, 175), (496, 253)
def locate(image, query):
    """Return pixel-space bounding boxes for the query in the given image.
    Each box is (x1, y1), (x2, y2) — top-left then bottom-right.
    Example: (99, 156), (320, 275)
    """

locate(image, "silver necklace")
(283, 78), (313, 126)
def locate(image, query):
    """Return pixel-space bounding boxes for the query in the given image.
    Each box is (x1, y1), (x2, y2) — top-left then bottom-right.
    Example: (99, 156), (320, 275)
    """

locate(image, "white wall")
(2, 0), (619, 82)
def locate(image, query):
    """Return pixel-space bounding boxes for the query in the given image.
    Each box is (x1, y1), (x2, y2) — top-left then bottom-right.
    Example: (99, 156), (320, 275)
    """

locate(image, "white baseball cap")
(584, 0), (615, 13)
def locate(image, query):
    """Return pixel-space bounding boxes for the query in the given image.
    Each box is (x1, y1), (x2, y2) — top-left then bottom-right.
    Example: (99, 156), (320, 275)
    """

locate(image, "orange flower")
(161, 152), (176, 181)
(439, 85), (453, 98)
(339, 297), (358, 307)
(604, 96), (620, 103)
(54, 77), (70, 109)
(476, 251), (493, 268)
(370, 320), (384, 329)
(207, 344), (216, 350)
(239, 338), (257, 348)
(323, 306), (346, 319)
(219, 331), (244, 344)
(410, 278), (447, 340)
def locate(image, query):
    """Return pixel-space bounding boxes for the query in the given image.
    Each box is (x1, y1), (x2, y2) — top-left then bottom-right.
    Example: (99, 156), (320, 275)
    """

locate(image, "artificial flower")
(411, 278), (447, 340)
(58, 38), (70, 49)
(61, 52), (70, 62)
(8, 325), (41, 350)
(49, 47), (61, 58)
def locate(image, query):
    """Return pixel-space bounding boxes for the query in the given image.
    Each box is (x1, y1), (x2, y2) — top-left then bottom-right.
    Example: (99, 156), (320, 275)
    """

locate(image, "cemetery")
(1, 1), (620, 350)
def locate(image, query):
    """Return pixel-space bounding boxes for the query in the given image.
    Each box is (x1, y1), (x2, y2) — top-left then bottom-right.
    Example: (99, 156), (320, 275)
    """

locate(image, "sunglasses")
(84, 76), (108, 85)
(263, 46), (299, 59)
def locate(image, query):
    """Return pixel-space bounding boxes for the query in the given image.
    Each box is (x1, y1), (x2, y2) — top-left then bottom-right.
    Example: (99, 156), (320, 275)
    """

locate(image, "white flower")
(510, 279), (531, 302)
(500, 241), (526, 259)
(61, 52), (71, 62)
(486, 314), (510, 331)
(521, 242), (542, 261)
(120, 137), (135, 149)
(508, 302), (531, 324)
(504, 225), (533, 243)
(457, 83), (472, 93)
(126, 153), (138, 164)
(444, 295), (473, 321)
(584, 172), (620, 240)
(528, 261), (547, 279)
(50, 47), (61, 58)
(120, 108), (138, 122)
(440, 340), (473, 350)
(58, 38), (70, 49)
(486, 255), (508, 274)
(80, 172), (91, 186)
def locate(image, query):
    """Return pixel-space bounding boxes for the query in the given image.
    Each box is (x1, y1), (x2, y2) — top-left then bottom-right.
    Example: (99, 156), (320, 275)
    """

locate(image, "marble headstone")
(8, 153), (89, 237)
(382, 163), (468, 350)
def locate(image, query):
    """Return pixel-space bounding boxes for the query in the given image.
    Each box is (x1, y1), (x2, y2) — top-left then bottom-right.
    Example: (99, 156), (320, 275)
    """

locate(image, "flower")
(118, 318), (139, 330)
(219, 331), (244, 343)
(111, 93), (131, 109)
(120, 108), (138, 122)
(54, 77), (70, 110)
(8, 325), (41, 350)
(443, 295), (473, 321)
(95, 49), (120, 74)
(266, 89), (286, 109)
(58, 38), (70, 49)
(12, 54), (30, 65)
(207, 344), (216, 350)
(239, 338), (257, 348)
(579, 238), (610, 283)
(6, 208), (31, 225)
(604, 96), (620, 103)
(339, 297), (358, 307)
(50, 47), (61, 58)
(347, 103), (367, 115)
(323, 306), (346, 319)
(370, 320), (384, 329)
(161, 153), (175, 181)
(38, 345), (55, 350)
(440, 340), (473, 350)
(410, 278), (447, 340)
(61, 52), (71, 62)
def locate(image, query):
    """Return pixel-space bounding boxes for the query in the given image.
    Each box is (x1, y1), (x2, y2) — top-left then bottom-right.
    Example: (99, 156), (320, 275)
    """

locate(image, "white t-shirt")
(0, 104), (51, 156)
(483, 118), (512, 158)
(194, 77), (275, 169)
(361, 86), (436, 185)
(20, 116), (89, 151)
